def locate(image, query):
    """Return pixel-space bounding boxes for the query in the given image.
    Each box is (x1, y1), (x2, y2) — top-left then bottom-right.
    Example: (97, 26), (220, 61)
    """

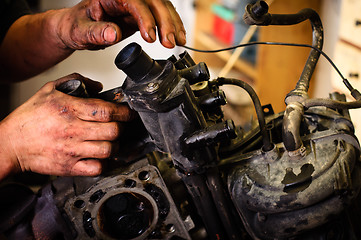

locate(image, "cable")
(182, 41), (353, 93)
(183, 41), (361, 109)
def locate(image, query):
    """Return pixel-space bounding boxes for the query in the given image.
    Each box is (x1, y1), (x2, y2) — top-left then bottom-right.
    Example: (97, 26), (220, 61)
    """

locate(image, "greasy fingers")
(165, 1), (187, 46)
(115, 0), (158, 43)
(0, 73), (132, 178)
(72, 98), (134, 122)
(56, 121), (121, 141)
(58, 0), (186, 50)
(53, 74), (134, 122)
(145, 0), (186, 48)
(128, 0), (186, 48)
(77, 141), (114, 159)
(78, 121), (122, 141)
(145, 0), (176, 47)
(71, 159), (103, 176)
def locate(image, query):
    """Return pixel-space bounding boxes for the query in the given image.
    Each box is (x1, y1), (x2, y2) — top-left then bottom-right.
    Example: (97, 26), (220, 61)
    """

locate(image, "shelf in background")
(195, 31), (258, 79)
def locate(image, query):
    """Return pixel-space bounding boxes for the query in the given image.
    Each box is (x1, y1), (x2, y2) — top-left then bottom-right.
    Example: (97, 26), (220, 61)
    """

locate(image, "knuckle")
(60, 126), (75, 139)
(67, 72), (84, 79)
(124, 107), (136, 121)
(63, 145), (81, 158)
(90, 165), (103, 176)
(53, 156), (75, 176)
(115, 104), (134, 121)
(87, 26), (99, 44)
(87, 100), (114, 122)
(98, 104), (114, 122)
(44, 81), (55, 89)
(165, 0), (174, 8)
(99, 108), (113, 122)
(40, 81), (56, 94)
(100, 142), (112, 158)
(108, 122), (121, 140)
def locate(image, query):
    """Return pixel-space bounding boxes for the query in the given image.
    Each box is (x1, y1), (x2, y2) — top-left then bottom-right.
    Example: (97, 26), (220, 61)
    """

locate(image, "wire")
(183, 41), (361, 107)
(182, 41), (351, 90)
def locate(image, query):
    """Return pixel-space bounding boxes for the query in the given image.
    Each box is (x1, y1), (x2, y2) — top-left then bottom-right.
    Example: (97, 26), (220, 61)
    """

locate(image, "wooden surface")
(255, 0), (321, 112)
(192, 0), (322, 113)
(195, 32), (258, 79)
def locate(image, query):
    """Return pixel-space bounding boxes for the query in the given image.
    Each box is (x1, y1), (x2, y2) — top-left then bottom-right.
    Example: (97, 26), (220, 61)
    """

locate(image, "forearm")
(0, 9), (74, 82)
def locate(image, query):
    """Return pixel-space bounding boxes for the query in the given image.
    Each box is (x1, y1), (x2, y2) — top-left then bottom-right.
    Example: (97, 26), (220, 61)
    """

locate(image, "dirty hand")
(54, 0), (186, 50)
(0, 73), (133, 179)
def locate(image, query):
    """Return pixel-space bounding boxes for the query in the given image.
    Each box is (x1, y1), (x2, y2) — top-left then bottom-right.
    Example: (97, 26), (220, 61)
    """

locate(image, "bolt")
(257, 212), (267, 222)
(146, 82), (159, 93)
(139, 171), (150, 181)
(166, 224), (175, 233)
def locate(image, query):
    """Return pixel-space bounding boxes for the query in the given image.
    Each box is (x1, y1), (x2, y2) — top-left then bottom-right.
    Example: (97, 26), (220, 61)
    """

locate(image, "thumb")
(75, 21), (122, 49)
(100, 23), (120, 44)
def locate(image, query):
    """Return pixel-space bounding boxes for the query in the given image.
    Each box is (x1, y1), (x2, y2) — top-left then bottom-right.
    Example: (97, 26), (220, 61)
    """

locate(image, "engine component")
(228, 106), (361, 239)
(114, 41), (240, 239)
(2, 1), (361, 239)
(63, 159), (191, 240)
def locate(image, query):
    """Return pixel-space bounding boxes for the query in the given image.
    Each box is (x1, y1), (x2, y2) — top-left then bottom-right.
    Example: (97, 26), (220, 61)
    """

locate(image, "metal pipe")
(206, 168), (241, 239)
(180, 173), (226, 240)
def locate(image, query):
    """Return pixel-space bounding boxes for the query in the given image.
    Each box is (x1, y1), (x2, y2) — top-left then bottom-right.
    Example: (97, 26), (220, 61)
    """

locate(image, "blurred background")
(4, 0), (361, 137)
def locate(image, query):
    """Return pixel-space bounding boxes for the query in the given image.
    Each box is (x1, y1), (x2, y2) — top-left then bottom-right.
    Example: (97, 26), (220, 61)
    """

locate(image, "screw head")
(146, 82), (159, 93)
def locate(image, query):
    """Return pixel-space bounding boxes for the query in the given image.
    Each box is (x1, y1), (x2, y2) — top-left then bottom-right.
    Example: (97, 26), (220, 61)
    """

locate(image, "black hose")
(244, 5), (324, 99)
(269, 9), (324, 99)
(216, 77), (273, 151)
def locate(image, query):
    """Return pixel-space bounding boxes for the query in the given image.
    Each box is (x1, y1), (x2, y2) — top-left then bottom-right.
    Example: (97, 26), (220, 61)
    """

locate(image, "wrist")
(0, 118), (20, 181)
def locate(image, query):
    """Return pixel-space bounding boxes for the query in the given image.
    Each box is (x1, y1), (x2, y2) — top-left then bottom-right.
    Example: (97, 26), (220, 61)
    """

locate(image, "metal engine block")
(2, 1), (361, 239)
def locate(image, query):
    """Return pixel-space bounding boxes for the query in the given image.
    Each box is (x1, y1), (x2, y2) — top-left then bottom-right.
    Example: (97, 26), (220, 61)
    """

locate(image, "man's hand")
(55, 0), (186, 50)
(0, 0), (186, 82)
(0, 73), (133, 180)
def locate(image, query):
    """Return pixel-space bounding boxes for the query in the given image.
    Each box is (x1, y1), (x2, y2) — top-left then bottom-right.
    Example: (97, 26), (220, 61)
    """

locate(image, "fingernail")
(148, 27), (156, 42)
(167, 33), (176, 47)
(179, 31), (187, 44)
(104, 26), (117, 43)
